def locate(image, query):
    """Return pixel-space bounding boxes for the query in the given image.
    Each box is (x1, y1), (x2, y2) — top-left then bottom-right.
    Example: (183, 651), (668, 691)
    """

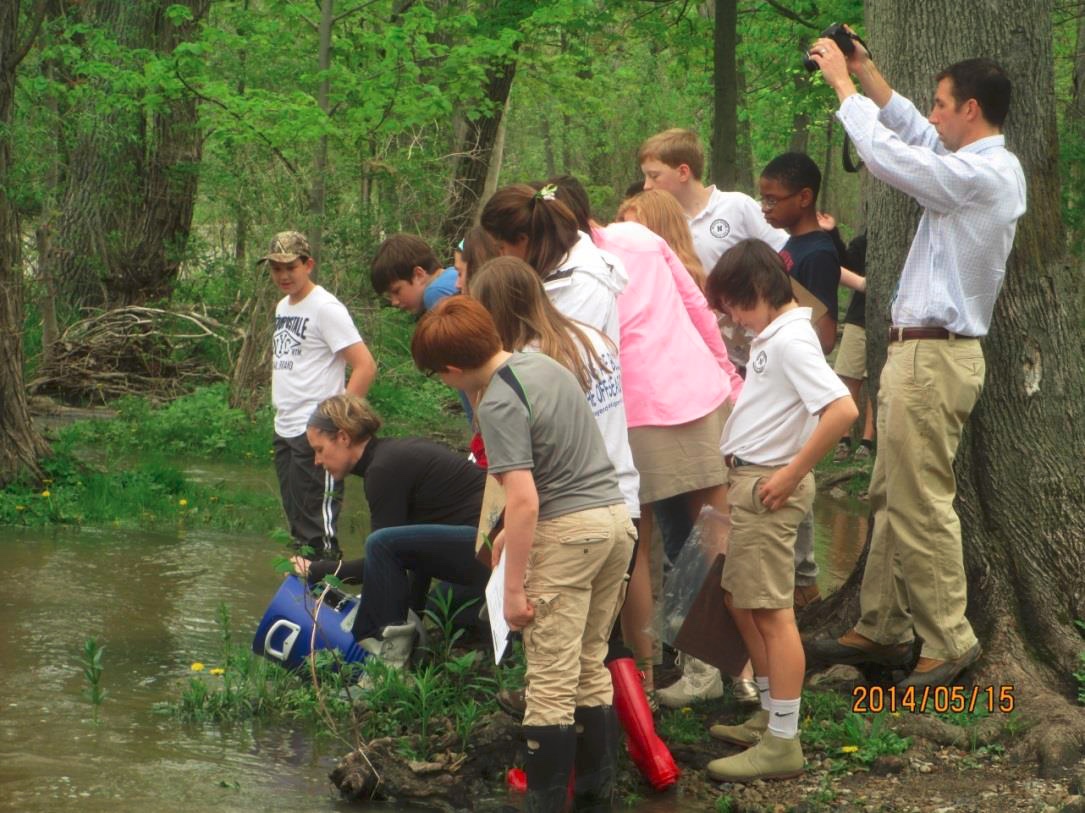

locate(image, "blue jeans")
(352, 524), (487, 642)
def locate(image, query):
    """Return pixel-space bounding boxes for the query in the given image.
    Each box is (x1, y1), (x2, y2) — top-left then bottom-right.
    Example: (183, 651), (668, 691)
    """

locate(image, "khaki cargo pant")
(522, 503), (636, 727)
(855, 337), (983, 662)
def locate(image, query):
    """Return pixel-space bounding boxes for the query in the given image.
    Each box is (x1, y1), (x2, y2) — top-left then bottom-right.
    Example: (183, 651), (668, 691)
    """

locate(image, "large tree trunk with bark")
(0, 1), (51, 486)
(709, 0), (738, 190)
(52, 0), (209, 308)
(805, 0), (1085, 774)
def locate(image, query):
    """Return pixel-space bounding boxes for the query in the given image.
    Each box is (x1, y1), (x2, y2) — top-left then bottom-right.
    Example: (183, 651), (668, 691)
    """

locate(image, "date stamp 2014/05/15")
(851, 684), (1015, 715)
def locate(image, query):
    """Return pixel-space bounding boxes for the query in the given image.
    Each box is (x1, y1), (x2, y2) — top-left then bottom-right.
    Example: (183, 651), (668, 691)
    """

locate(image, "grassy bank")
(5, 306), (468, 531)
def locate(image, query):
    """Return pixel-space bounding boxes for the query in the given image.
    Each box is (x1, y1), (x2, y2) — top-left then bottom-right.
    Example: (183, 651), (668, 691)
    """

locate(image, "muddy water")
(0, 467), (866, 812)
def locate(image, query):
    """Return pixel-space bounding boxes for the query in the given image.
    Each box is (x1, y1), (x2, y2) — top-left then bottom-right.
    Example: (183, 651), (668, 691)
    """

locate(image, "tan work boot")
(709, 709), (769, 748)
(656, 655), (723, 708)
(707, 731), (804, 782)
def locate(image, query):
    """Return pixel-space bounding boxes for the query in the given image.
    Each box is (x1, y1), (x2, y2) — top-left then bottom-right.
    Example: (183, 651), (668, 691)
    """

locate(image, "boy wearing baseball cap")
(261, 231), (376, 560)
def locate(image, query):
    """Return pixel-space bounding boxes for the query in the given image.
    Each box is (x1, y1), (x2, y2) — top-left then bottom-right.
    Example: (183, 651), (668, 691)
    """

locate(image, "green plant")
(422, 585), (478, 664)
(657, 706), (706, 744)
(801, 700), (911, 769)
(80, 637), (107, 721)
(714, 793), (735, 813)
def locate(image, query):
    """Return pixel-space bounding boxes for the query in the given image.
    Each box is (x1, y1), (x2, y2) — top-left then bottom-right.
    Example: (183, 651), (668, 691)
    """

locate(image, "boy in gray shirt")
(412, 296), (635, 813)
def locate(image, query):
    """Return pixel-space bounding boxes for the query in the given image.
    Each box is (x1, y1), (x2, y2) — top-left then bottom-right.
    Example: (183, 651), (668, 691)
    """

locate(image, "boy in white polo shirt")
(638, 127), (792, 710)
(702, 239), (856, 782)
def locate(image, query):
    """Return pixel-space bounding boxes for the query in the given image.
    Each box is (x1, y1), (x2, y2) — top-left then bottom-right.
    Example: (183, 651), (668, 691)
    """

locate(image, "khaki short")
(721, 465), (815, 609)
(834, 323), (867, 380)
(628, 400), (731, 504)
(522, 504), (636, 726)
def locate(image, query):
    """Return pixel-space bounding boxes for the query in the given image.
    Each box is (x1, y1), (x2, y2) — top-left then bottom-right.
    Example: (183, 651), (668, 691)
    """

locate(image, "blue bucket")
(252, 574), (368, 671)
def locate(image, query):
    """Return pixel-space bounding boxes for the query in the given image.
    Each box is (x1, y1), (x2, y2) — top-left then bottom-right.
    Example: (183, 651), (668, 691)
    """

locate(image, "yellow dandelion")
(209, 667), (225, 676)
(680, 707), (693, 715)
(40, 490), (51, 498)
(891, 711), (901, 718)
(190, 662), (205, 672)
(841, 745), (859, 754)
(178, 498), (188, 507)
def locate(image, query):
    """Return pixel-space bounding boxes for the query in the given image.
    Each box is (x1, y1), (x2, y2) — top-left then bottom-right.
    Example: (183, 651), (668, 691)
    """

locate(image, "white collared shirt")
(836, 92), (1026, 337)
(720, 307), (848, 467)
(688, 187), (788, 273)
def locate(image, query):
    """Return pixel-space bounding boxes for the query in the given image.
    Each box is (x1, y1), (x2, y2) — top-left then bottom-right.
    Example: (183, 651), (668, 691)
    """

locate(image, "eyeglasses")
(759, 191), (801, 210)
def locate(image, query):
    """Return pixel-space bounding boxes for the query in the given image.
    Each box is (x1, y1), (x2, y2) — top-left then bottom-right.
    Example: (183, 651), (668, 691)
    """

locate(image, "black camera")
(803, 23), (865, 72)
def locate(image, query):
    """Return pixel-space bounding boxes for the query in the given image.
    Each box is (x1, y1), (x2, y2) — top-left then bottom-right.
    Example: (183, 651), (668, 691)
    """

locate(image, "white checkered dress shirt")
(837, 92), (1026, 337)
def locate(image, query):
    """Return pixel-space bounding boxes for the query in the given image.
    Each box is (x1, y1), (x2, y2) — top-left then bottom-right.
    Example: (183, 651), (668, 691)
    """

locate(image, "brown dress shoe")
(794, 584), (822, 609)
(805, 628), (914, 668)
(896, 643), (982, 691)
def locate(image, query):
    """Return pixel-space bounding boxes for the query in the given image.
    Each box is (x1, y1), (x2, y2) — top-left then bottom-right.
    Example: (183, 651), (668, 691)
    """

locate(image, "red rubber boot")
(607, 657), (680, 791)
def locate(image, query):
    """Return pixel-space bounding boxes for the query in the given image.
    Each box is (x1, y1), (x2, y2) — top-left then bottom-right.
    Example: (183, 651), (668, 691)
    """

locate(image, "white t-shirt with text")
(272, 285), (363, 437)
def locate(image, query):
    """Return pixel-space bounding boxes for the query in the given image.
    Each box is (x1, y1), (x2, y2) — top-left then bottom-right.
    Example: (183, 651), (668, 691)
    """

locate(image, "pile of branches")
(30, 306), (242, 404)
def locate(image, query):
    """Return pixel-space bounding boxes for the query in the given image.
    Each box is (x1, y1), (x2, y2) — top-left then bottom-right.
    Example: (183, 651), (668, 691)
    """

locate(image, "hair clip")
(535, 184), (557, 201)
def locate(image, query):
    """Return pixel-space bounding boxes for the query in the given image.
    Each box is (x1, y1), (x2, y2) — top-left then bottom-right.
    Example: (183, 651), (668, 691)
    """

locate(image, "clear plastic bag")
(660, 505), (731, 647)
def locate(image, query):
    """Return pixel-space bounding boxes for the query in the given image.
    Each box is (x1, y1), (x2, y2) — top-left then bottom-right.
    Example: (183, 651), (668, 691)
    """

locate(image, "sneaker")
(707, 731), (804, 782)
(356, 619), (418, 688)
(832, 440), (852, 462)
(709, 709), (769, 747)
(731, 678), (759, 707)
(656, 656), (724, 708)
(853, 443), (873, 461)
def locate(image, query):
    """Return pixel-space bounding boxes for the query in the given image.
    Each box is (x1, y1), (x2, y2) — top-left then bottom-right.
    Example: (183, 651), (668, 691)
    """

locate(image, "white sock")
(767, 696), (801, 739)
(755, 676), (771, 711)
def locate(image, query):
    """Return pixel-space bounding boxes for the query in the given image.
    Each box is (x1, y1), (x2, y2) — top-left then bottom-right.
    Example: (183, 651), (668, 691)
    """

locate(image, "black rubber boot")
(572, 706), (619, 811)
(523, 724), (576, 813)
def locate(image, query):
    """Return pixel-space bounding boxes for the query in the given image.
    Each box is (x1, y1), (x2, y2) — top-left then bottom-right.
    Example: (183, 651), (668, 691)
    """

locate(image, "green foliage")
(80, 637), (107, 721)
(0, 442), (280, 531)
(165, 593), (509, 759)
(800, 689), (911, 769)
(58, 383), (273, 459)
(715, 795), (735, 813)
(656, 705), (706, 745)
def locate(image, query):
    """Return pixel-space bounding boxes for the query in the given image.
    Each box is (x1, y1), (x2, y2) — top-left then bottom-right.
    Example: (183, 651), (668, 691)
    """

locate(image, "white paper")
(485, 552), (510, 664)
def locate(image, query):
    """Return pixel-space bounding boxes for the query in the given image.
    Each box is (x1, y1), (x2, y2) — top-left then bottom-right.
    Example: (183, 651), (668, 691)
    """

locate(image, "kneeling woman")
(297, 394), (487, 668)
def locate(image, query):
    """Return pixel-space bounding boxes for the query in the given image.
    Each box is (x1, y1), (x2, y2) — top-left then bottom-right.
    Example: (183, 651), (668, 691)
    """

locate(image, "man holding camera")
(806, 33), (1026, 690)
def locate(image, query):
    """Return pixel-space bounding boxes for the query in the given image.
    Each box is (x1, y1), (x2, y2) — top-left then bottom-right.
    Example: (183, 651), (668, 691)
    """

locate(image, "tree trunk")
(308, 0), (334, 267)
(710, 0), (738, 190)
(734, 66), (754, 195)
(787, 73), (811, 153)
(0, 0), (51, 486)
(52, 0), (209, 308)
(806, 0), (1085, 773)
(1067, 6), (1085, 250)
(437, 0), (526, 253)
(480, 92), (511, 210)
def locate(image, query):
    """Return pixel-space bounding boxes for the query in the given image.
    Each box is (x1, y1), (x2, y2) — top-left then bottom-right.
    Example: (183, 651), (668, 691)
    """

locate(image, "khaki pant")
(722, 465), (815, 609)
(522, 504), (636, 726)
(856, 338), (984, 661)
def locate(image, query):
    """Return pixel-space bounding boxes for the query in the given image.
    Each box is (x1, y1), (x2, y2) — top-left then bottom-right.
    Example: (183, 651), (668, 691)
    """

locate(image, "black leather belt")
(888, 326), (973, 343)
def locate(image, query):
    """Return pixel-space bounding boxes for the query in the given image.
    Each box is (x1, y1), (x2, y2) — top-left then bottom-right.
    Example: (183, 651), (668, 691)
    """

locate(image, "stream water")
(0, 463), (866, 812)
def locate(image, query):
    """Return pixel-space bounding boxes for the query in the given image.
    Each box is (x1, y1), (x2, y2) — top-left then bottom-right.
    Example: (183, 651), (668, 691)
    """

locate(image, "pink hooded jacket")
(592, 221), (743, 428)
